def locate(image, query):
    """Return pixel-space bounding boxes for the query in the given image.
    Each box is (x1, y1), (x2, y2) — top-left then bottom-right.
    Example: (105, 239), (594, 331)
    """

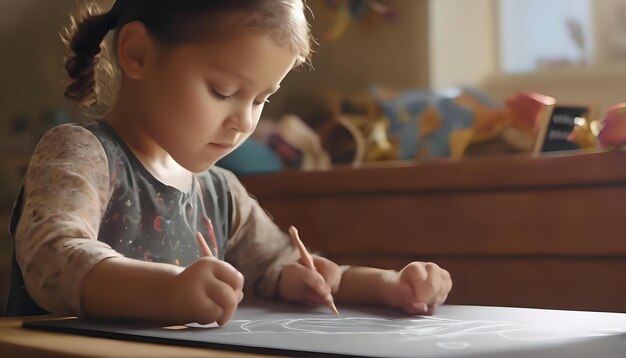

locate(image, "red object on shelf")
(598, 103), (626, 148)
(506, 92), (556, 132)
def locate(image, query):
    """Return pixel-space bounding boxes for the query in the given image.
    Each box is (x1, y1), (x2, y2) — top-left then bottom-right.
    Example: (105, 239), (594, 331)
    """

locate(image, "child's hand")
(278, 254), (342, 307)
(170, 257), (244, 326)
(384, 262), (452, 315)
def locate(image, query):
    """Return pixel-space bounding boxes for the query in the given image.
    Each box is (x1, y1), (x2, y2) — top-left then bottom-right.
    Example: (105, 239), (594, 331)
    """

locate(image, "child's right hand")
(170, 257), (244, 326)
(277, 255), (342, 307)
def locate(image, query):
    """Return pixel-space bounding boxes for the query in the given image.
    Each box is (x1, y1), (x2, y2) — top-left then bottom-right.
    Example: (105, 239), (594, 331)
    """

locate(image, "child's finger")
(434, 270), (452, 306)
(299, 292), (326, 307)
(402, 301), (429, 315)
(211, 260), (245, 293)
(294, 263), (331, 298)
(204, 279), (240, 326)
(423, 265), (449, 308)
(415, 302), (429, 313)
(435, 293), (448, 307)
(401, 263), (429, 301)
(311, 256), (341, 292)
(443, 269), (453, 296)
(299, 257), (332, 288)
(193, 297), (224, 325)
(195, 232), (213, 257)
(307, 272), (332, 298)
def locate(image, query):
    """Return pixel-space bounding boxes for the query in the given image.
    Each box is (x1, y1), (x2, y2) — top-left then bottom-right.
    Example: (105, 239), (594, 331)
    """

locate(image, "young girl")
(6, 0), (452, 325)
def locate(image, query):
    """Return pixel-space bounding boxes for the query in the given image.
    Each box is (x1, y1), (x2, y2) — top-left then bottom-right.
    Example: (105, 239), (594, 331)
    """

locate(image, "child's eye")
(210, 87), (233, 101)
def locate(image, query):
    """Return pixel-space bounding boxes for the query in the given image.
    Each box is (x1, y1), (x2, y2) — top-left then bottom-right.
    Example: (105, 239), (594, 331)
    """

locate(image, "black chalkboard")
(23, 300), (626, 358)
(534, 106), (589, 154)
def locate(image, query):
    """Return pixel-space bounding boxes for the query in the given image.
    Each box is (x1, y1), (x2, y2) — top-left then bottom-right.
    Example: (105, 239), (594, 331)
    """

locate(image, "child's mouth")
(209, 142), (234, 151)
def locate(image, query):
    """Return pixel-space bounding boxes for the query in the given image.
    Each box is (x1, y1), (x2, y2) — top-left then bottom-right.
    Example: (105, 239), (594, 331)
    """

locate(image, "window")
(499, 0), (593, 74)
(428, 0), (626, 113)
(499, 0), (626, 74)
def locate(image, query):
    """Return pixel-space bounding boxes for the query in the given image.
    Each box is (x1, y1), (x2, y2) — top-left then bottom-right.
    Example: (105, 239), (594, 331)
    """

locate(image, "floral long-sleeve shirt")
(7, 120), (298, 316)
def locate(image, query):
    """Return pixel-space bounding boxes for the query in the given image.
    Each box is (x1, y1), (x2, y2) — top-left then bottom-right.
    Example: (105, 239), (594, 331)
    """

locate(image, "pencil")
(201, 216), (219, 257)
(195, 231), (214, 258)
(288, 225), (339, 315)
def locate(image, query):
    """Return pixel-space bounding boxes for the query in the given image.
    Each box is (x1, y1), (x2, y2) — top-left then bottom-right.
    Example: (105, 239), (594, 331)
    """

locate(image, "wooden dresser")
(240, 151), (626, 313)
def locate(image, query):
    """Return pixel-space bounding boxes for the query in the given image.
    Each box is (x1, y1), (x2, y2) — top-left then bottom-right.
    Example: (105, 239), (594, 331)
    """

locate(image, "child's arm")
(14, 125), (124, 315)
(332, 262), (452, 315)
(278, 255), (452, 314)
(15, 125), (243, 324)
(219, 168), (300, 298)
(81, 255), (243, 325)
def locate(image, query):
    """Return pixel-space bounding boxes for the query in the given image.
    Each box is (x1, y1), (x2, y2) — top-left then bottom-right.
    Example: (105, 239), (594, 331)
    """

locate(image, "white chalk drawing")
(436, 341), (470, 350)
(187, 314), (621, 351)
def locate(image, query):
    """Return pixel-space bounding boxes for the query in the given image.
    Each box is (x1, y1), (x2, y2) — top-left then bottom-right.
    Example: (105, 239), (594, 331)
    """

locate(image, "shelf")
(241, 151), (626, 197)
(239, 151), (626, 312)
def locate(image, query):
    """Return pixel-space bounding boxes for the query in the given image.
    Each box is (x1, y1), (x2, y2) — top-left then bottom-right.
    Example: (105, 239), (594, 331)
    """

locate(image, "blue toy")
(217, 138), (284, 175)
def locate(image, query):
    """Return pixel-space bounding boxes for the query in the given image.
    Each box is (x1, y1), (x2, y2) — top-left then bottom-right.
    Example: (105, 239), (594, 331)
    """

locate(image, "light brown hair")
(61, 0), (312, 115)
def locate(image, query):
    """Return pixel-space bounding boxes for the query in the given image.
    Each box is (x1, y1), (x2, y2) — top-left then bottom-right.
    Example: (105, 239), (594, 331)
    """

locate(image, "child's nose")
(225, 105), (254, 134)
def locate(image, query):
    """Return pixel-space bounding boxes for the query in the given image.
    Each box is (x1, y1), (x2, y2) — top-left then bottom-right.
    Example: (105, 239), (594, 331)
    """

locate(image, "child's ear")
(116, 21), (154, 80)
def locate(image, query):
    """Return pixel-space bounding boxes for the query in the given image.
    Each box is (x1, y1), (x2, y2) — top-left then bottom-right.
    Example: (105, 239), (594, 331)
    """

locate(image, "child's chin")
(186, 160), (218, 173)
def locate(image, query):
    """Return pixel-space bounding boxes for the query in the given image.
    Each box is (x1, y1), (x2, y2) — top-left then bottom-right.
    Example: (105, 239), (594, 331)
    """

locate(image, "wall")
(264, 0), (431, 119)
(0, 0), (82, 133)
(428, 0), (498, 90)
(481, 66), (626, 118)
(0, 0), (80, 313)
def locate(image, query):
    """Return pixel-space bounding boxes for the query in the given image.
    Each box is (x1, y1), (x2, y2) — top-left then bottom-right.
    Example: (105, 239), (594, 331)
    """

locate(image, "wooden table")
(240, 151), (626, 313)
(0, 316), (279, 358)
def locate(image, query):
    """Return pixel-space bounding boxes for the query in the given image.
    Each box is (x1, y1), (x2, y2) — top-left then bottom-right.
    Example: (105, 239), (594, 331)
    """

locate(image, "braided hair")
(62, 0), (312, 111)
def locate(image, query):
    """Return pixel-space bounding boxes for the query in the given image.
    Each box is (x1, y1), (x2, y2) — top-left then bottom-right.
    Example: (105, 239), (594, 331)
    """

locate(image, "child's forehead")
(144, 8), (304, 70)
(181, 32), (294, 68)
(164, 32), (296, 87)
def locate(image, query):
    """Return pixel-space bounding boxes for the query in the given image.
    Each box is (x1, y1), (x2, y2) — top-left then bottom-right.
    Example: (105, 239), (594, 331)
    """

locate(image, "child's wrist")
(378, 269), (401, 308)
(333, 265), (351, 293)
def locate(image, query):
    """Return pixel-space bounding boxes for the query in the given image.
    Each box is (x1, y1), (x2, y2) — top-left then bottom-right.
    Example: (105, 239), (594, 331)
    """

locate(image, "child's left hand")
(383, 262), (452, 315)
(277, 254), (342, 307)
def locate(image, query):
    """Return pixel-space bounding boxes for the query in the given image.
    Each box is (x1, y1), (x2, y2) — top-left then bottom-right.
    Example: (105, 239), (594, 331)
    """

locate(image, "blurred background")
(2, 0), (626, 311)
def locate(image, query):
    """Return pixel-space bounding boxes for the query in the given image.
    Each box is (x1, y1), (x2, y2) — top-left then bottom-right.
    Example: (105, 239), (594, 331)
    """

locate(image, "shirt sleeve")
(219, 168), (299, 298)
(14, 124), (123, 315)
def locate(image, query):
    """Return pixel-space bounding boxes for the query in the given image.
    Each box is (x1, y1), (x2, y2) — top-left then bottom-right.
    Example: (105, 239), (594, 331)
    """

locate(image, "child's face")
(137, 31), (297, 172)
